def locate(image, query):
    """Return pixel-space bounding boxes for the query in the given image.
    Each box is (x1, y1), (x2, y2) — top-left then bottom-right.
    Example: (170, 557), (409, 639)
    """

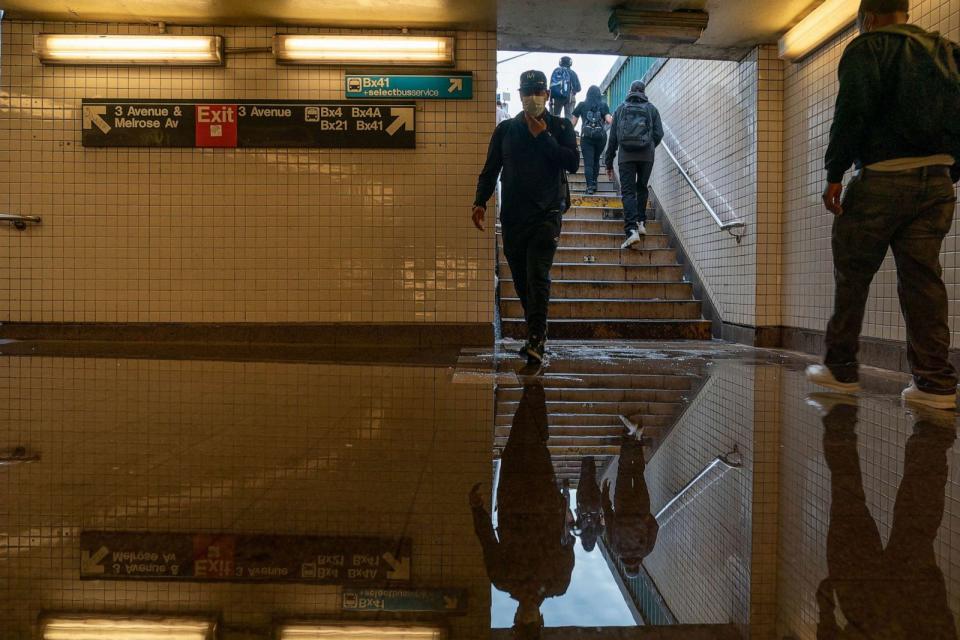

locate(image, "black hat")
(560, 56), (572, 67)
(519, 69), (547, 92)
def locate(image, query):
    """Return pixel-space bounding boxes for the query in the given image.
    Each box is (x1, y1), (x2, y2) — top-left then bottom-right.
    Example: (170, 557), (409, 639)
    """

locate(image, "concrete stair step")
(501, 298), (703, 320)
(564, 206), (652, 221)
(494, 445), (622, 456)
(496, 435), (626, 447)
(496, 400), (681, 416)
(495, 413), (675, 428)
(570, 194), (622, 209)
(568, 175), (613, 185)
(497, 372), (696, 390)
(496, 387), (688, 403)
(570, 188), (619, 197)
(547, 263), (684, 282)
(501, 319), (713, 340)
(500, 247), (678, 266)
(499, 280), (693, 301)
(497, 230), (670, 250)
(562, 219), (661, 233)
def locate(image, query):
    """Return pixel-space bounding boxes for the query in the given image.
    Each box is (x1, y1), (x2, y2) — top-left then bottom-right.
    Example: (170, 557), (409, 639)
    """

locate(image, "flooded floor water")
(1, 340), (958, 639)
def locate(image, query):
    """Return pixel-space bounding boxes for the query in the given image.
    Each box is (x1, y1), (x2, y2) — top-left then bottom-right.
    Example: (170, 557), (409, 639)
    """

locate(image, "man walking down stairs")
(498, 158), (711, 342)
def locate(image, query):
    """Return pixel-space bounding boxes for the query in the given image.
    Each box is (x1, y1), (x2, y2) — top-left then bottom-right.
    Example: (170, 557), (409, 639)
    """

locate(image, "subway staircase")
(496, 168), (712, 341)
(493, 354), (707, 488)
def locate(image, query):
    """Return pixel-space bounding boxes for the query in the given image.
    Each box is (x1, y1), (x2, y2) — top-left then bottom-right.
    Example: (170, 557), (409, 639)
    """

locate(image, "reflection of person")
(470, 382), (575, 639)
(574, 455), (604, 552)
(602, 437), (658, 576)
(813, 396), (958, 639)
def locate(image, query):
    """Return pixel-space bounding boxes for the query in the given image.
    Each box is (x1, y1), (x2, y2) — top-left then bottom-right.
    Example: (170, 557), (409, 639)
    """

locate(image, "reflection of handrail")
(0, 447), (40, 466)
(658, 137), (746, 243)
(0, 213), (42, 230)
(655, 447), (742, 527)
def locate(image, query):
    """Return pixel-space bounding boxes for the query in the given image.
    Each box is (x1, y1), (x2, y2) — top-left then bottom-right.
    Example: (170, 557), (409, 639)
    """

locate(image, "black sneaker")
(517, 340), (529, 357)
(526, 335), (546, 364)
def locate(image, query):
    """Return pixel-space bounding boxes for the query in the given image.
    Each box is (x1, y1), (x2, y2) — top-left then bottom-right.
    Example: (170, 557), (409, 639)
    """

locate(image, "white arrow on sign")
(81, 546), (109, 574)
(386, 108), (414, 136)
(82, 106), (111, 134)
(382, 551), (410, 580)
(448, 78), (464, 93)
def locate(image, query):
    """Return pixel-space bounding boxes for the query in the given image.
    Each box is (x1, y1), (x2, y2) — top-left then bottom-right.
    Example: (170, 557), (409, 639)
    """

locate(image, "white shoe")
(637, 222), (647, 236)
(902, 382), (957, 410)
(805, 392), (859, 417)
(620, 230), (642, 250)
(805, 364), (861, 393)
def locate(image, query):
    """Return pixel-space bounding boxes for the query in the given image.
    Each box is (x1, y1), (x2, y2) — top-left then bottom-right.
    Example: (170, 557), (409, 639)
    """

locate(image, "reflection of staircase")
(494, 356), (708, 488)
(497, 170), (712, 340)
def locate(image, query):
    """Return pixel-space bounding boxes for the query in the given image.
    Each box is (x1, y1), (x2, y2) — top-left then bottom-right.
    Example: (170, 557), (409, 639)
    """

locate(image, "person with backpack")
(806, 0), (960, 410)
(605, 81), (663, 249)
(571, 86), (614, 195)
(549, 56), (581, 121)
(473, 70), (580, 365)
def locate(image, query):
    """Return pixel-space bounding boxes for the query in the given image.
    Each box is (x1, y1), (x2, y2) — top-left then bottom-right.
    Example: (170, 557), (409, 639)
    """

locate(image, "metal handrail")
(0, 213), (42, 230)
(659, 141), (746, 243)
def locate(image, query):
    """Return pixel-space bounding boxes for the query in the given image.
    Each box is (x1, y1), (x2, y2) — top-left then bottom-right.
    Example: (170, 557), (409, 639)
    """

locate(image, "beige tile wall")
(0, 22), (496, 324)
(782, 0), (960, 342)
(0, 356), (493, 638)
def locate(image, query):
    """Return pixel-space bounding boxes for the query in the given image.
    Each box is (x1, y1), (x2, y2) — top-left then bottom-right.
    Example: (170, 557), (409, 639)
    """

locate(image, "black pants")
(550, 99), (573, 119)
(503, 214), (562, 339)
(618, 160), (653, 235)
(825, 168), (957, 393)
(818, 404), (957, 639)
(580, 135), (606, 190)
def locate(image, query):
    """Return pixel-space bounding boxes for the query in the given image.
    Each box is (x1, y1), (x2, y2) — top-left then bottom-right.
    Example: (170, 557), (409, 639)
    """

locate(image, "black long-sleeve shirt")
(825, 24), (960, 183)
(474, 111), (580, 227)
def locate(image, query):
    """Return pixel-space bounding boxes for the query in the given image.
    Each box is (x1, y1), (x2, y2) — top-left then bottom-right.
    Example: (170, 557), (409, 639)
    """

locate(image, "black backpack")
(617, 103), (652, 151)
(582, 107), (605, 141)
(550, 67), (572, 102)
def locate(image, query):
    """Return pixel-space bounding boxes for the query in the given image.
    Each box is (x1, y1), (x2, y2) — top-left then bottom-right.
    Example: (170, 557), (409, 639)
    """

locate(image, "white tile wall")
(783, 0), (960, 341)
(0, 22), (496, 324)
(0, 356), (493, 638)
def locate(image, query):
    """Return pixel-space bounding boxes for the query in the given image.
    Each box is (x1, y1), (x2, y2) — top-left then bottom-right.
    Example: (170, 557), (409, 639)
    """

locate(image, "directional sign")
(345, 74), (473, 100)
(79, 531), (412, 584)
(342, 588), (468, 614)
(80, 100), (416, 148)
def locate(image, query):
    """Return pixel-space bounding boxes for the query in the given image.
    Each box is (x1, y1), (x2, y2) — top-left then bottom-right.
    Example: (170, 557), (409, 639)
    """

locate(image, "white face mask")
(521, 95), (547, 117)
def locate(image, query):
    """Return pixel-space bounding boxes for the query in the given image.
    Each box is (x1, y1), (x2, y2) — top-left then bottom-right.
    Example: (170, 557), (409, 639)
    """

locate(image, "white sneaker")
(620, 230), (642, 250)
(902, 382), (957, 410)
(637, 222), (647, 236)
(805, 364), (861, 393)
(805, 392), (859, 417)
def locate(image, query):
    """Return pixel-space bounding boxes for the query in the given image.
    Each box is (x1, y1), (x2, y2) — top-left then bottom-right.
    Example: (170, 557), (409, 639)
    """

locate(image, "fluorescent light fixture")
(39, 614), (217, 640)
(34, 34), (224, 65)
(273, 35), (455, 66)
(277, 623), (446, 639)
(608, 8), (709, 43)
(779, 0), (859, 61)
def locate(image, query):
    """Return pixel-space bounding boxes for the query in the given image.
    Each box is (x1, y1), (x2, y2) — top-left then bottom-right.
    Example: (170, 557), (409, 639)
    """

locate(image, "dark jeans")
(550, 99), (573, 119)
(503, 213), (562, 339)
(618, 160), (653, 235)
(580, 135), (606, 190)
(818, 404), (957, 639)
(825, 168), (958, 393)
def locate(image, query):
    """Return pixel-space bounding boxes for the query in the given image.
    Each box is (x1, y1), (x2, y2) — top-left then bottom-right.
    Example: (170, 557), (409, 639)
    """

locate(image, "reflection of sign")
(79, 531), (412, 584)
(345, 74), (473, 100)
(342, 588), (467, 614)
(81, 99), (416, 148)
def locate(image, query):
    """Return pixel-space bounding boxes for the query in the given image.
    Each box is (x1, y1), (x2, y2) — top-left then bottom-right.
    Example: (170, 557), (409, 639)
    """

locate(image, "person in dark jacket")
(809, 394), (957, 639)
(574, 455), (604, 552)
(469, 381), (575, 639)
(571, 86), (614, 195)
(549, 56), (581, 120)
(605, 81), (664, 249)
(807, 0), (960, 410)
(601, 436), (658, 577)
(473, 70), (580, 364)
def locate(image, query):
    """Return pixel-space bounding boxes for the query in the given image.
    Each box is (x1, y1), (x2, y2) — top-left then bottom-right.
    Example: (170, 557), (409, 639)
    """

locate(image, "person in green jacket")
(806, 0), (960, 410)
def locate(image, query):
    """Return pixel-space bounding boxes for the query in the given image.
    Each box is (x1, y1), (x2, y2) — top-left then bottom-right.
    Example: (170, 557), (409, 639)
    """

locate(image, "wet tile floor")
(1, 339), (957, 639)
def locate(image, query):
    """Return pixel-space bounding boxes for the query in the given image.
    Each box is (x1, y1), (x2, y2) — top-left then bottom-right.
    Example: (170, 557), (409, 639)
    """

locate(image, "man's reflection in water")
(813, 396), (958, 639)
(470, 381), (575, 639)
(602, 435), (659, 577)
(575, 455), (605, 552)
